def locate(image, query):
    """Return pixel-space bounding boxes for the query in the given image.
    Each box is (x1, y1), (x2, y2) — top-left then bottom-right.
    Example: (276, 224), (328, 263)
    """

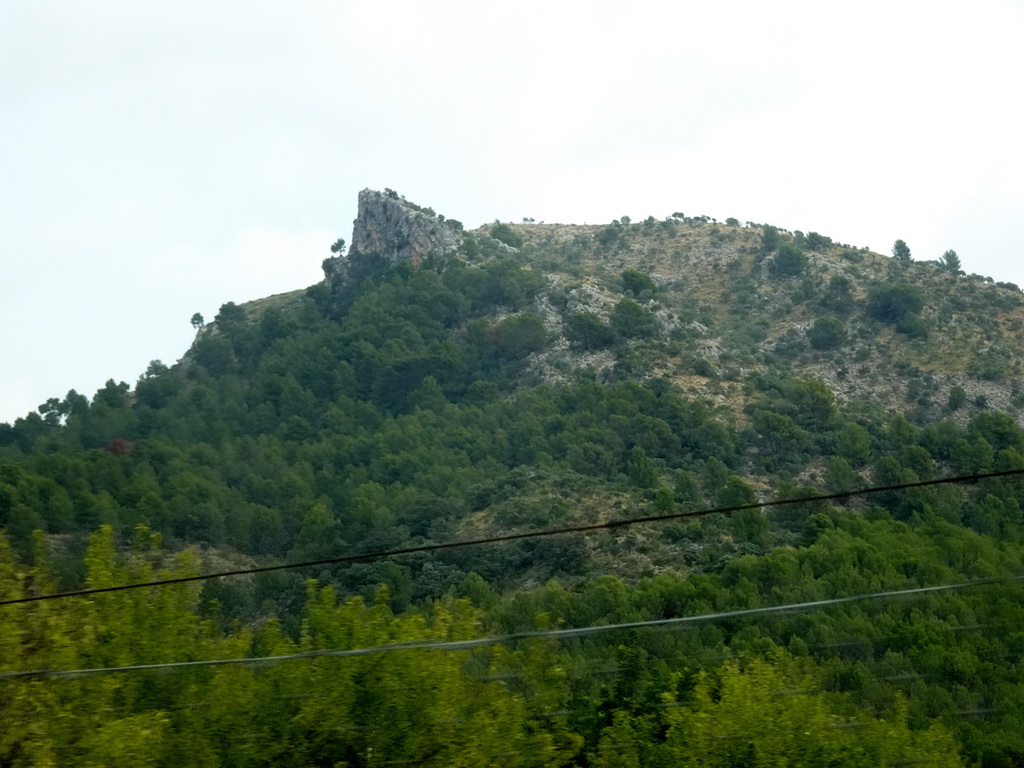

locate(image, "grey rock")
(323, 188), (462, 289)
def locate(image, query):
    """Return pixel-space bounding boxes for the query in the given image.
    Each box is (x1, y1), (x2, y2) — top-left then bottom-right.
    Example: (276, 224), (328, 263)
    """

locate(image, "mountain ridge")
(220, 189), (1024, 430)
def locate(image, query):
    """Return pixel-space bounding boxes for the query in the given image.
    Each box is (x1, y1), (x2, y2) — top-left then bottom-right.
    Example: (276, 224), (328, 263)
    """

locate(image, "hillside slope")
(5, 189), (1024, 765)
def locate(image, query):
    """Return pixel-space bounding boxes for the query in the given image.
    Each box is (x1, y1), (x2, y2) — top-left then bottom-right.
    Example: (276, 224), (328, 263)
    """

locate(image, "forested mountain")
(3, 189), (1024, 766)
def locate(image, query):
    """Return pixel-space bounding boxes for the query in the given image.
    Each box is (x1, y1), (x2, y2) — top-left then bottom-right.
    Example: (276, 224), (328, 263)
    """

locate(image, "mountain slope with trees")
(3, 189), (1024, 766)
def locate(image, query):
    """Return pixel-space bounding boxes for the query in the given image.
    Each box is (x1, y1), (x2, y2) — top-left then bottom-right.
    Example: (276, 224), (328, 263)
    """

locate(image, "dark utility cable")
(2, 467), (1021, 608)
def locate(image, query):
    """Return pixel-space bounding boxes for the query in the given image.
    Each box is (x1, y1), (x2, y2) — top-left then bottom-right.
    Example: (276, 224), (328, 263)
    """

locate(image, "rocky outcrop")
(323, 189), (462, 289)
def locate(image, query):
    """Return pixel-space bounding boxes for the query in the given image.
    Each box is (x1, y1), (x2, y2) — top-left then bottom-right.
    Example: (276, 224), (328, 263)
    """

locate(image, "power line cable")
(2, 467), (1022, 608)
(3, 573), (1020, 680)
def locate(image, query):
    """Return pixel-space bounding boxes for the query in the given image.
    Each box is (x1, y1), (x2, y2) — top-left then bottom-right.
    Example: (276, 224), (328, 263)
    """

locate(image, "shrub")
(595, 226), (620, 247)
(610, 299), (657, 339)
(820, 276), (855, 317)
(621, 269), (656, 296)
(896, 312), (928, 339)
(892, 239), (912, 262)
(947, 386), (967, 411)
(490, 223), (523, 249)
(493, 313), (547, 359)
(565, 312), (616, 350)
(691, 357), (716, 378)
(773, 244), (807, 276)
(804, 231), (833, 251)
(808, 316), (847, 350)
(866, 283), (924, 324)
(760, 226), (781, 255)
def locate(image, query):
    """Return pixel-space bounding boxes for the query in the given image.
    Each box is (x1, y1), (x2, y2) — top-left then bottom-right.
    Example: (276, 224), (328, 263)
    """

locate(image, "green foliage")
(659, 656), (962, 767)
(626, 447), (658, 488)
(804, 231), (833, 251)
(939, 248), (963, 275)
(595, 225), (620, 247)
(751, 409), (810, 464)
(836, 422), (873, 466)
(825, 455), (860, 493)
(459, 234), (481, 259)
(968, 346), (1013, 381)
(892, 238), (912, 262)
(0, 533), (551, 767)
(760, 225), (781, 255)
(489, 222), (523, 249)
(620, 269), (656, 296)
(565, 312), (616, 350)
(820, 275), (854, 317)
(214, 301), (247, 332)
(896, 311), (928, 338)
(610, 299), (657, 339)
(773, 243), (807, 276)
(135, 360), (184, 410)
(946, 391), (962, 415)
(866, 283), (924, 324)
(780, 377), (837, 430)
(807, 315), (847, 350)
(492, 313), (547, 359)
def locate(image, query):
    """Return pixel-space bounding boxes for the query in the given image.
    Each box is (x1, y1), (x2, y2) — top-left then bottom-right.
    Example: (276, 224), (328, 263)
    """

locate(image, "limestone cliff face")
(323, 188), (462, 289)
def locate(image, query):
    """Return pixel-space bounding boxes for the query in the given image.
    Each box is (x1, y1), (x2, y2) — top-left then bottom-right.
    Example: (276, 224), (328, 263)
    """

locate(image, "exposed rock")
(322, 188), (462, 289)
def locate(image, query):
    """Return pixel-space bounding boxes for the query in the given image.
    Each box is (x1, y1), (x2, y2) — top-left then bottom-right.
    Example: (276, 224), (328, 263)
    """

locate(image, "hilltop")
(465, 209), (1024, 421)
(235, 189), (1024, 425)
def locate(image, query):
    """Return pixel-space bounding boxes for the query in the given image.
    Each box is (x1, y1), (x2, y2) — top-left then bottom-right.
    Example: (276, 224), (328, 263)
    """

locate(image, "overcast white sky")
(3, 1), (1023, 424)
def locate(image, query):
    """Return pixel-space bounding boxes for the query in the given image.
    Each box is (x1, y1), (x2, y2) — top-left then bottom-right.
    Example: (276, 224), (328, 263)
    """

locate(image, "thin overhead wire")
(2, 467), (1022, 608)
(3, 572), (1020, 681)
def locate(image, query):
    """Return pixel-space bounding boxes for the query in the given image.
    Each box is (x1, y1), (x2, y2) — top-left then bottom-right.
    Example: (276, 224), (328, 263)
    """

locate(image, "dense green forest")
(4, 193), (1024, 765)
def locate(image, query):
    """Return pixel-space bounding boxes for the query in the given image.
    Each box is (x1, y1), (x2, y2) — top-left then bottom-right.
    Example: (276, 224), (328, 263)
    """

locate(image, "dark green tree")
(947, 385), (967, 411)
(804, 231), (832, 251)
(493, 313), (547, 359)
(135, 360), (183, 410)
(825, 456), (860, 493)
(866, 283), (924, 323)
(595, 226), (620, 247)
(760, 225), (781, 255)
(718, 476), (767, 544)
(621, 269), (656, 296)
(626, 447), (658, 488)
(565, 312), (616, 350)
(807, 316), (847, 350)
(836, 422), (873, 466)
(939, 249), (963, 275)
(610, 299), (656, 339)
(773, 244), (807, 276)
(489, 223), (523, 249)
(821, 276), (855, 317)
(214, 301), (247, 333)
(892, 239), (912, 262)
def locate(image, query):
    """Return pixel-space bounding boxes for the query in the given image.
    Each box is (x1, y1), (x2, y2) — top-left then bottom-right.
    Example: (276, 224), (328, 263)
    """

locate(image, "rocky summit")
(322, 188), (462, 289)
